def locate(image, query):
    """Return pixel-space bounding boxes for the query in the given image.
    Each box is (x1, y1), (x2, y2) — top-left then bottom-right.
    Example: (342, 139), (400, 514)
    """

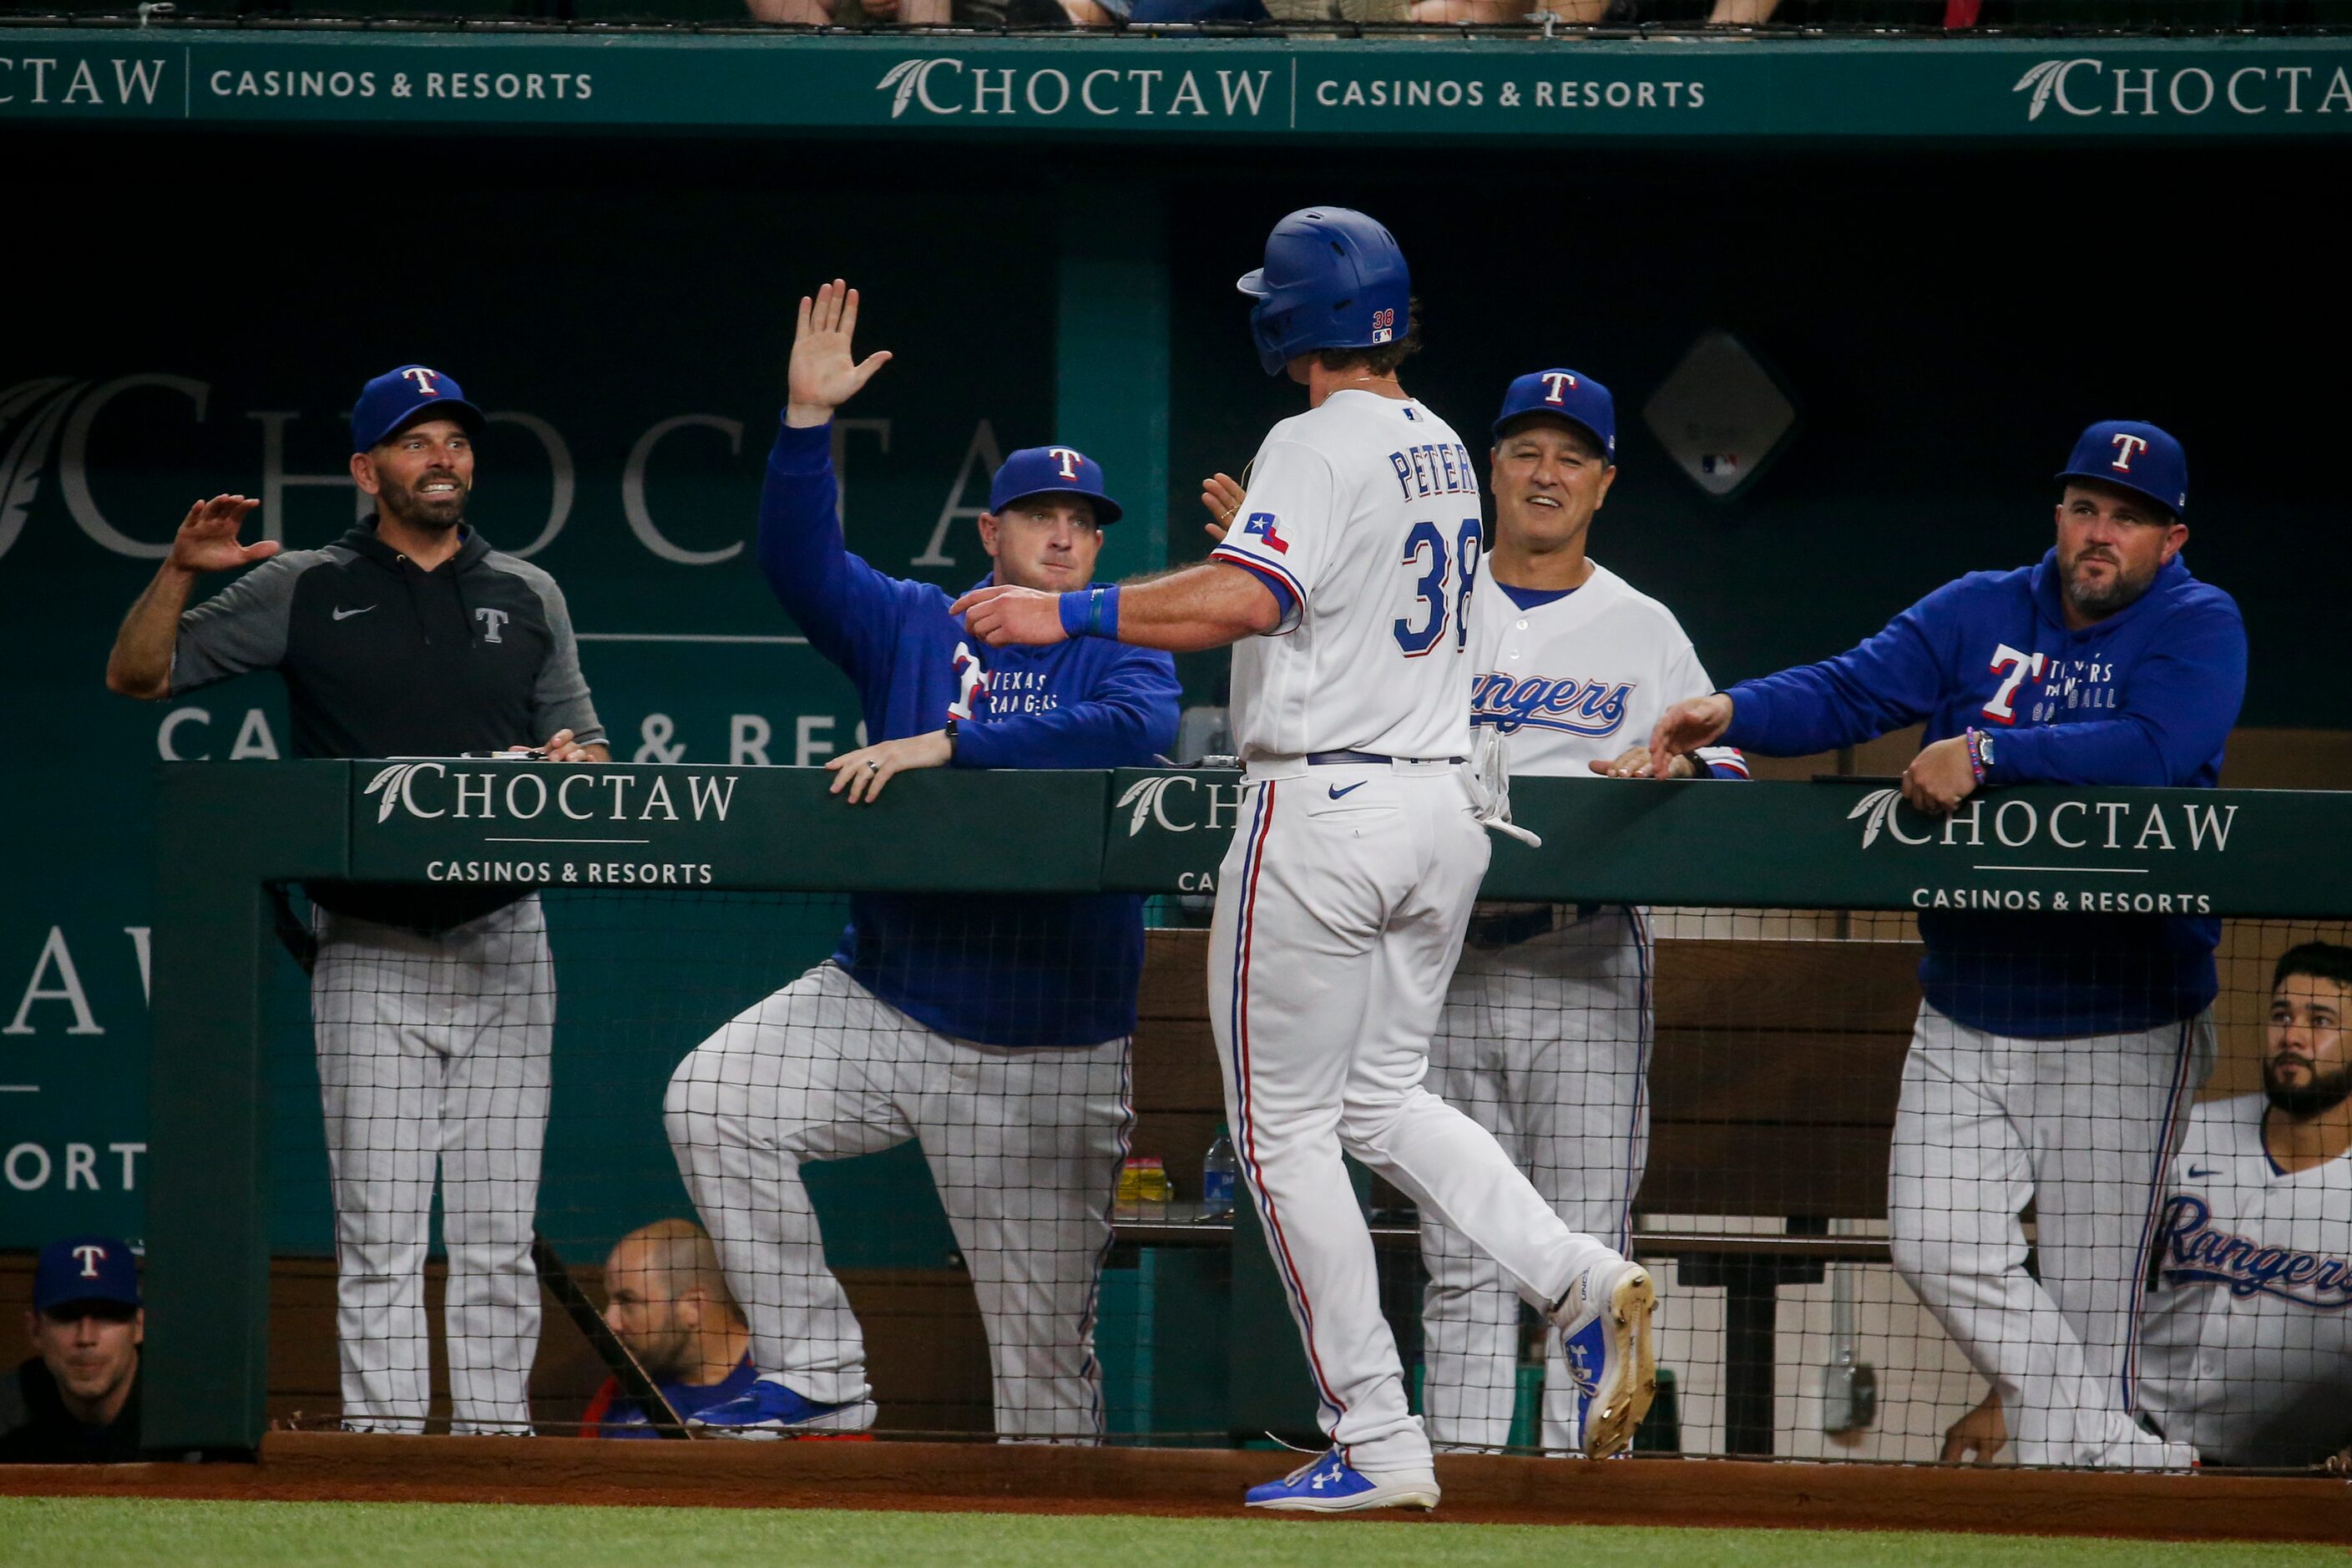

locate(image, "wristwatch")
(943, 716), (960, 762)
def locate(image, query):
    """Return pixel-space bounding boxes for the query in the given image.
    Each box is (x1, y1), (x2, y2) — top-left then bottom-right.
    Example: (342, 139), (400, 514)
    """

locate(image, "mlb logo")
(1370, 306), (1395, 345)
(1701, 453), (1740, 475)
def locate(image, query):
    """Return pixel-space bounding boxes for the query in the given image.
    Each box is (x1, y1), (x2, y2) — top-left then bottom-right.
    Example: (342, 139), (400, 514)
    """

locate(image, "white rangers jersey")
(1469, 561), (1746, 779)
(1211, 391), (1482, 765)
(2134, 1093), (2352, 1467)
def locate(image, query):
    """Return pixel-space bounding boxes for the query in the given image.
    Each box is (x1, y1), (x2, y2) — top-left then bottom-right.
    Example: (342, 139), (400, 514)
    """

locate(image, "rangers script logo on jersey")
(2157, 1195), (2352, 1310)
(1471, 674), (1634, 738)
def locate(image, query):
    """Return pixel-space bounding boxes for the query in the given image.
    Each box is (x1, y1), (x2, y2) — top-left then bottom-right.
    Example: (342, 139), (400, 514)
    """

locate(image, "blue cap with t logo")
(33, 1234), (141, 1313)
(988, 444), (1124, 525)
(351, 365), (486, 454)
(2056, 419), (2186, 516)
(1493, 367), (1616, 461)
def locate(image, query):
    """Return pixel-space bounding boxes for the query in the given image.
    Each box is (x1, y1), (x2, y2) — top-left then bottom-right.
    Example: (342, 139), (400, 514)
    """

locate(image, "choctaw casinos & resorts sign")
(1102, 771), (2320, 918)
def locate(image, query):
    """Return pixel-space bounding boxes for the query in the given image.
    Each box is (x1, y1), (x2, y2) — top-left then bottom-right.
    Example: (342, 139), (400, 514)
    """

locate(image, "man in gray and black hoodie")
(107, 365), (607, 1436)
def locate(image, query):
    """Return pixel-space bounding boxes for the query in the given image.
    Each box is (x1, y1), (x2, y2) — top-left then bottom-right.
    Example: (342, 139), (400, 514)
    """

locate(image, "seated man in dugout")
(1945, 943), (2352, 1469)
(584, 1220), (760, 1438)
(0, 1236), (144, 1464)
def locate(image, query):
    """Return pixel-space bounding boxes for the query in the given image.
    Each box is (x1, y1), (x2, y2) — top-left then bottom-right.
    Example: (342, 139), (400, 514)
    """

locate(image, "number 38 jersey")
(1209, 390), (1482, 764)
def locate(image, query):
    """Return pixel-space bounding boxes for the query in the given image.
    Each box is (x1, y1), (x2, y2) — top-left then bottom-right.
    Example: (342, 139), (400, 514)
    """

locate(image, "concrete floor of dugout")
(2, 1434), (2348, 1543)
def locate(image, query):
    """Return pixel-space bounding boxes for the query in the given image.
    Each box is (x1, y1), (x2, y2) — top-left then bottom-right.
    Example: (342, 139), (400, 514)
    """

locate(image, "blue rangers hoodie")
(1722, 549), (2247, 1039)
(758, 418), (1181, 1047)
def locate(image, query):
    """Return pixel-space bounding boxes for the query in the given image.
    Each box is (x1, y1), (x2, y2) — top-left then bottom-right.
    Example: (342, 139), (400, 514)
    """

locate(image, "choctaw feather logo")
(877, 58), (959, 119)
(1848, 787), (1902, 848)
(0, 378), (88, 564)
(364, 761), (443, 822)
(1116, 775), (1183, 837)
(2011, 59), (2094, 122)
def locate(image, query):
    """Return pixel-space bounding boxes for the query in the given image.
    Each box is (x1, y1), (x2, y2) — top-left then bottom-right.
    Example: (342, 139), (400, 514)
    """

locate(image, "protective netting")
(258, 888), (2352, 1468)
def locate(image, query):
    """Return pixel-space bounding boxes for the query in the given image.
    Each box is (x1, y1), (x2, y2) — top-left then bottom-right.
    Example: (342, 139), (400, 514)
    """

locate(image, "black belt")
(1463, 903), (1611, 950)
(1304, 751), (1466, 766)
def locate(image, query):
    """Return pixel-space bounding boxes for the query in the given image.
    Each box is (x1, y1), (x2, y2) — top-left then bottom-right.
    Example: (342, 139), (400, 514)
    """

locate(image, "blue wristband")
(1058, 586), (1120, 640)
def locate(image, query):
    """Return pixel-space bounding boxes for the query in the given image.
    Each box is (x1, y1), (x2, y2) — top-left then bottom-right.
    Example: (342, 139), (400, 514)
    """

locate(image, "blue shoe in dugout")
(1552, 1257), (1657, 1459)
(1244, 1449), (1440, 1512)
(685, 1376), (877, 1438)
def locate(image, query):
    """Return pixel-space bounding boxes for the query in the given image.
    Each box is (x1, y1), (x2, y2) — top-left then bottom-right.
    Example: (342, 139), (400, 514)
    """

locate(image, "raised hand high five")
(786, 279), (894, 428)
(168, 494), (278, 576)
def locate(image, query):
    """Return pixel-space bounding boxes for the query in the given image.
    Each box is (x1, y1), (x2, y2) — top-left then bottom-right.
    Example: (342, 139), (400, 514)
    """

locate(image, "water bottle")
(1201, 1127), (1237, 1222)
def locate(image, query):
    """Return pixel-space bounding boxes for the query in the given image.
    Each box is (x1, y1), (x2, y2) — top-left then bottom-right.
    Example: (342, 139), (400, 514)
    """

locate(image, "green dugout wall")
(4, 22), (2349, 1255)
(144, 762), (2346, 1449)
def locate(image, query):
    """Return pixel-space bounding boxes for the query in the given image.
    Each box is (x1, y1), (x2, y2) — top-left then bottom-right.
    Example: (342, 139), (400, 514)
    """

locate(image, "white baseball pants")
(1419, 906), (1651, 1454)
(665, 961), (1131, 1441)
(1210, 762), (1621, 1478)
(1889, 1002), (2213, 1469)
(310, 896), (553, 1436)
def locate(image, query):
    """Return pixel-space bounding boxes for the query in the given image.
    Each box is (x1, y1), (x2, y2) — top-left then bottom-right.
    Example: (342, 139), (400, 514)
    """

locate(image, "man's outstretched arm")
(951, 560), (1282, 654)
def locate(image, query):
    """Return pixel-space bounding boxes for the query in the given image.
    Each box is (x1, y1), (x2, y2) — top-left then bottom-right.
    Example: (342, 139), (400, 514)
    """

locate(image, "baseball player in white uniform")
(1946, 943), (2352, 1469)
(1419, 369), (1746, 1456)
(955, 207), (1657, 1511)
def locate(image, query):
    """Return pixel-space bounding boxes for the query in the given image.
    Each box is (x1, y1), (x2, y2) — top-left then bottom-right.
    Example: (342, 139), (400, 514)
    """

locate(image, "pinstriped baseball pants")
(1420, 907), (1651, 1454)
(311, 897), (552, 1435)
(1889, 1002), (2214, 1469)
(664, 962), (1132, 1441)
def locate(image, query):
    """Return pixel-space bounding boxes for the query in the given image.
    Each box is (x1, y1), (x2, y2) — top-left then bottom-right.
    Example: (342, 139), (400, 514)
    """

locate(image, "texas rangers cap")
(2056, 419), (2186, 517)
(351, 365), (486, 455)
(989, 445), (1125, 526)
(33, 1234), (141, 1313)
(1493, 368), (1616, 461)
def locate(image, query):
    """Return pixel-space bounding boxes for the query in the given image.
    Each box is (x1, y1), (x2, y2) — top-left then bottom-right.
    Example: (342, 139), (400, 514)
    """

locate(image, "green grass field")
(3, 1499), (2340, 1567)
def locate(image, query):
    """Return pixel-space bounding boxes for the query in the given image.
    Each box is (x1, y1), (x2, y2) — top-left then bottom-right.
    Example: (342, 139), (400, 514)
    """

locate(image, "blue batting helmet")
(1237, 208), (1412, 377)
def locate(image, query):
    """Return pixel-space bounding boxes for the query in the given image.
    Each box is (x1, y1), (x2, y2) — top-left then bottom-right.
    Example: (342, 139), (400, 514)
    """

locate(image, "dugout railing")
(146, 761), (2343, 1459)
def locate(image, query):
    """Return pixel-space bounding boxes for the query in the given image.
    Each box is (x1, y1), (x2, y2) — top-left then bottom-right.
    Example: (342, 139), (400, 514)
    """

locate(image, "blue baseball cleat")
(1552, 1257), (1657, 1460)
(684, 1376), (876, 1439)
(1244, 1449), (1439, 1512)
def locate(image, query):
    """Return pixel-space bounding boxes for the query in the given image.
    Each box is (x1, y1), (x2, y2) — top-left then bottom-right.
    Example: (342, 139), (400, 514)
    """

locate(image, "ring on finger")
(867, 758), (882, 771)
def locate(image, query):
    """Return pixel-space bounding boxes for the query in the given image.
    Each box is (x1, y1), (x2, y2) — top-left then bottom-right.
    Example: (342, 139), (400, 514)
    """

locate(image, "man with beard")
(107, 365), (607, 1435)
(1650, 420), (2246, 1468)
(583, 1220), (759, 1438)
(1944, 943), (2352, 1469)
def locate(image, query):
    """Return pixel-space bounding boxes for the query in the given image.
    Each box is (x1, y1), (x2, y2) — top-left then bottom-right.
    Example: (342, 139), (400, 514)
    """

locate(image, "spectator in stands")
(1651, 421), (2246, 1468)
(665, 281), (1178, 1443)
(746, 0), (1084, 25)
(1946, 943), (2352, 1469)
(1402, 0), (1776, 28)
(0, 1237), (144, 1464)
(584, 1220), (758, 1438)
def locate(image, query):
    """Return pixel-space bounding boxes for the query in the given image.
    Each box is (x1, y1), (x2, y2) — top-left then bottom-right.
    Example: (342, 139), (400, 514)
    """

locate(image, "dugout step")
(10, 1434), (2347, 1544)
